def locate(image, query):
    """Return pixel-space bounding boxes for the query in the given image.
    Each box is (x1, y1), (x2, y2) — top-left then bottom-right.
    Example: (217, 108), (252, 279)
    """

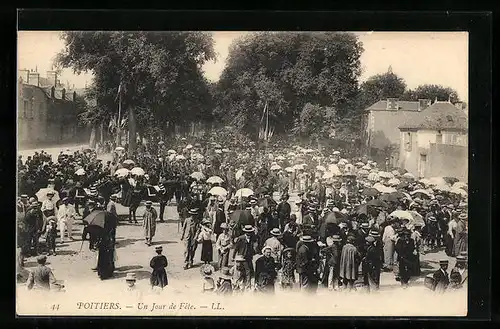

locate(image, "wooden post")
(128, 106), (137, 154)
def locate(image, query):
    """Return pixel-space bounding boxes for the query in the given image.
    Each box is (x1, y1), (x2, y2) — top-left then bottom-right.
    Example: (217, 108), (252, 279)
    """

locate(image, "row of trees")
(56, 31), (462, 153)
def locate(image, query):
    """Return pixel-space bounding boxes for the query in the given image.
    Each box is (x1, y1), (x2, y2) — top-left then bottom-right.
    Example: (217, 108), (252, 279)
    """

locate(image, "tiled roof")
(366, 100), (420, 112)
(399, 102), (468, 131)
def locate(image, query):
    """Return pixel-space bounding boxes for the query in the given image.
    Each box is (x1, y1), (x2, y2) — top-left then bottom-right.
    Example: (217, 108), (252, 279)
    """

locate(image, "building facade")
(398, 101), (468, 181)
(361, 98), (431, 167)
(17, 69), (89, 148)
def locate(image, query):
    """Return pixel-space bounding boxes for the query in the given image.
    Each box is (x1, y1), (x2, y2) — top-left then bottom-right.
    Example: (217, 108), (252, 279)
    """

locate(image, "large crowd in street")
(17, 135), (468, 296)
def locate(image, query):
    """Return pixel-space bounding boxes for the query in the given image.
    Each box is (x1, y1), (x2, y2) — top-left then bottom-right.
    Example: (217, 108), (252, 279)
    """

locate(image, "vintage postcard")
(16, 30), (468, 316)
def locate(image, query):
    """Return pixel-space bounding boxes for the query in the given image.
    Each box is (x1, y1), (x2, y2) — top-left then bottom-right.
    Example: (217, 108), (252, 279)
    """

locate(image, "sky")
(17, 31), (468, 101)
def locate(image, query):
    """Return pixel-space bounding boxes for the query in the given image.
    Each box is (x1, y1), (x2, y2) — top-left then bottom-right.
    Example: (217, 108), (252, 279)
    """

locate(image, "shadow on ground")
(115, 238), (143, 249)
(112, 270), (151, 281)
(150, 240), (178, 246)
(115, 265), (143, 272)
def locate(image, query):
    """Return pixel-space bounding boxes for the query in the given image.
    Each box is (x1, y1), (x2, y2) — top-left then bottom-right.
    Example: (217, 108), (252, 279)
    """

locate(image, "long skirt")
(150, 269), (168, 288)
(383, 240), (395, 266)
(445, 234), (455, 256)
(98, 248), (115, 279)
(201, 240), (213, 263)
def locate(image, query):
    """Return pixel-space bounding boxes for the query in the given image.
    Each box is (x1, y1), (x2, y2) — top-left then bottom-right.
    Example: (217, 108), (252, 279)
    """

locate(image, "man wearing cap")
(27, 255), (57, 291)
(264, 228), (284, 264)
(449, 254), (468, 289)
(296, 235), (320, 292)
(432, 259), (450, 293)
(233, 225), (258, 289)
(143, 201), (157, 246)
(181, 208), (201, 269)
(362, 235), (383, 292)
(25, 200), (44, 256)
(150, 245), (168, 290)
(277, 193), (291, 230)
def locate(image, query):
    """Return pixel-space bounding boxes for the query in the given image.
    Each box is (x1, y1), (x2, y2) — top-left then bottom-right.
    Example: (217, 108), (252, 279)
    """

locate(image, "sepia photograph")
(16, 30), (469, 316)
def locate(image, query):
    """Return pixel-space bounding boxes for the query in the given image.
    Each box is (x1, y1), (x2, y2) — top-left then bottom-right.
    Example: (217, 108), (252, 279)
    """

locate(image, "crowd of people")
(17, 134), (468, 294)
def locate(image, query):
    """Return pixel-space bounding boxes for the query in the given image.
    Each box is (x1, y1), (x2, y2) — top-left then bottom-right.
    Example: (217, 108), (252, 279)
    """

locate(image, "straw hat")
(125, 273), (136, 281)
(242, 225), (254, 233)
(270, 228), (281, 236)
(300, 235), (314, 243)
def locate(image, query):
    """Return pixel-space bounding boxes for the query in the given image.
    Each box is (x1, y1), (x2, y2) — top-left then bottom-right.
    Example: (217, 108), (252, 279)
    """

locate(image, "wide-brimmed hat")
(270, 228), (281, 236)
(365, 236), (376, 243)
(21, 194), (28, 199)
(456, 255), (467, 262)
(261, 246), (272, 254)
(428, 216), (437, 221)
(458, 213), (468, 220)
(360, 223), (369, 229)
(446, 204), (455, 209)
(218, 267), (232, 280)
(282, 247), (295, 255)
(459, 251), (468, 257)
(234, 255), (245, 262)
(369, 230), (380, 237)
(201, 219), (211, 226)
(249, 199), (257, 205)
(125, 273), (136, 281)
(439, 259), (449, 265)
(201, 264), (215, 276)
(242, 225), (254, 233)
(145, 200), (153, 206)
(330, 235), (342, 242)
(188, 208), (199, 215)
(110, 194), (118, 200)
(300, 235), (314, 243)
(220, 222), (228, 230)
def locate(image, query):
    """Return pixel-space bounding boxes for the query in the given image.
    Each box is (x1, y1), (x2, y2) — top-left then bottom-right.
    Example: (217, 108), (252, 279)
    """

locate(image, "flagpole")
(116, 82), (122, 146)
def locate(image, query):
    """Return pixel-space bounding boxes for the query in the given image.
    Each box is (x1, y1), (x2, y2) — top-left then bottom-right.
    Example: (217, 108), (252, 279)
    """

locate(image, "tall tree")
(358, 70), (407, 109)
(292, 103), (336, 145)
(55, 31), (215, 153)
(214, 32), (363, 139)
(402, 84), (460, 103)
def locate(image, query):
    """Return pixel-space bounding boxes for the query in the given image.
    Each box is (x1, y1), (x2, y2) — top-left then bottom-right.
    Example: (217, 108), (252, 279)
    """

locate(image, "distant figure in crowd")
(57, 197), (76, 243)
(181, 208), (200, 270)
(198, 219), (214, 265)
(395, 229), (415, 288)
(143, 201), (157, 246)
(216, 223), (232, 269)
(296, 235), (319, 293)
(150, 245), (168, 291)
(233, 225), (258, 289)
(280, 247), (296, 290)
(45, 216), (58, 256)
(450, 253), (468, 289)
(216, 267), (233, 295)
(339, 235), (360, 290)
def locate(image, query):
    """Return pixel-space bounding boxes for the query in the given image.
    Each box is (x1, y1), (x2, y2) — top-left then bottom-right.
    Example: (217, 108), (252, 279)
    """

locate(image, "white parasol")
(123, 159), (135, 166)
(130, 167), (146, 176)
(270, 164), (282, 171)
(235, 188), (254, 198)
(167, 149), (177, 154)
(190, 172), (206, 181)
(114, 168), (130, 178)
(208, 186), (228, 197)
(207, 176), (224, 184)
(35, 188), (60, 203)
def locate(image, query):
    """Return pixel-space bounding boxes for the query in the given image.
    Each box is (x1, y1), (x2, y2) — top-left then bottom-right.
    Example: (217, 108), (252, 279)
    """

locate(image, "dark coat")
(150, 254), (168, 288)
(432, 268), (450, 292)
(277, 201), (291, 222)
(232, 234), (258, 261)
(255, 255), (278, 289)
(296, 242), (319, 275)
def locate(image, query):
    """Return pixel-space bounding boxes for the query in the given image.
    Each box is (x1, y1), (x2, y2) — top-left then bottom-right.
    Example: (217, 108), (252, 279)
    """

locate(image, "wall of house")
(416, 129), (437, 149)
(398, 130), (420, 175)
(426, 143), (468, 181)
(18, 84), (89, 148)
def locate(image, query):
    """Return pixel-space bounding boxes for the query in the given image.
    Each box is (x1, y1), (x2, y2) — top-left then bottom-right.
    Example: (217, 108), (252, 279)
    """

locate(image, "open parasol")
(235, 188), (254, 198)
(35, 188), (60, 203)
(114, 168), (130, 178)
(123, 159), (135, 166)
(115, 146), (125, 151)
(75, 168), (86, 176)
(207, 176), (224, 184)
(190, 172), (206, 181)
(230, 210), (255, 227)
(367, 172), (380, 182)
(325, 211), (347, 224)
(284, 167), (295, 173)
(402, 172), (415, 180)
(379, 171), (394, 179)
(411, 189), (434, 199)
(387, 178), (401, 186)
(270, 164), (282, 171)
(389, 210), (425, 227)
(362, 188), (380, 197)
(167, 149), (177, 154)
(208, 186), (228, 197)
(130, 167), (146, 176)
(175, 155), (186, 160)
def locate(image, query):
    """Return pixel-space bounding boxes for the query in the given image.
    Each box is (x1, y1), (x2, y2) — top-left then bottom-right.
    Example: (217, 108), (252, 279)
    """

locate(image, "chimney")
(46, 70), (58, 87)
(28, 71), (40, 87)
(418, 99), (431, 111)
(18, 69), (29, 83)
(386, 98), (399, 110)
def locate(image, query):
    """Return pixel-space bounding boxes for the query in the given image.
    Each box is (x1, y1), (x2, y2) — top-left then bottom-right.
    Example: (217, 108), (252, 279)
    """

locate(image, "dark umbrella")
(83, 210), (107, 228)
(366, 199), (389, 208)
(443, 177), (459, 185)
(230, 210), (255, 227)
(355, 204), (379, 217)
(259, 197), (277, 208)
(362, 188), (380, 197)
(325, 211), (346, 224)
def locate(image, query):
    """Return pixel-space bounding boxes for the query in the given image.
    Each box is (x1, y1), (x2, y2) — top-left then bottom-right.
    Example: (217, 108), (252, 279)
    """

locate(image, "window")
(404, 132), (412, 151)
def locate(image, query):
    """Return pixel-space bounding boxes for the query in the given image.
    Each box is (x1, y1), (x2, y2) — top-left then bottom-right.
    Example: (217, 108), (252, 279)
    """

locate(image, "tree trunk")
(100, 122), (104, 144)
(128, 106), (137, 154)
(89, 125), (97, 148)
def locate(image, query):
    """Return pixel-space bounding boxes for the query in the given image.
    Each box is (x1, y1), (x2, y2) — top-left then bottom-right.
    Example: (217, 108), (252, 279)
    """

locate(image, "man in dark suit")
(432, 259), (450, 293)
(301, 205), (318, 237)
(277, 193), (291, 231)
(296, 235), (320, 293)
(232, 225), (258, 289)
(26, 255), (57, 290)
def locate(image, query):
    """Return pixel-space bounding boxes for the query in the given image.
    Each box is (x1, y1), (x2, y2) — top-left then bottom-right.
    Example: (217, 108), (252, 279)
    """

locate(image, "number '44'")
(51, 304), (60, 310)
